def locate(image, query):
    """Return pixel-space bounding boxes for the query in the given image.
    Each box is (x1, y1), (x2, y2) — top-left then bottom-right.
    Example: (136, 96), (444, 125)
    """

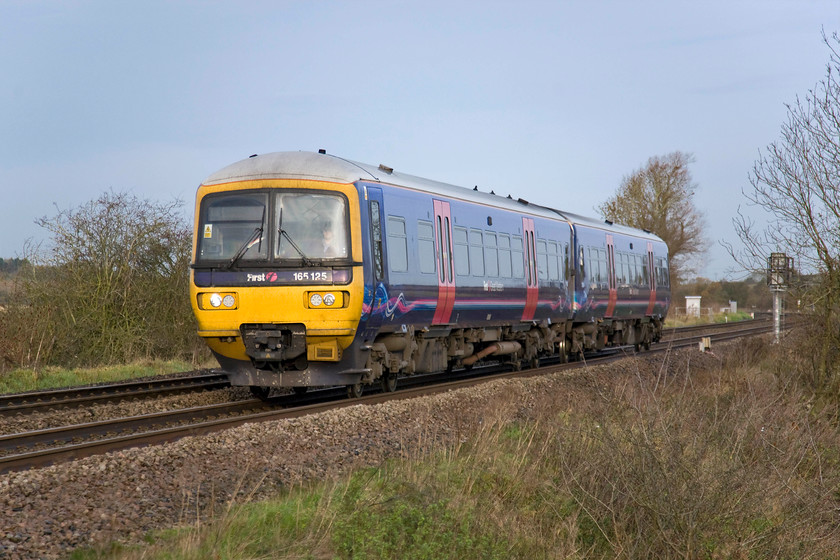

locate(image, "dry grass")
(76, 335), (840, 559)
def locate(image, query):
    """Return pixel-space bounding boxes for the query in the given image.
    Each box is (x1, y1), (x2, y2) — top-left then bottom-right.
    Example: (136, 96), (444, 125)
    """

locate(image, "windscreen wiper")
(226, 226), (263, 270)
(226, 205), (266, 270)
(277, 207), (314, 266)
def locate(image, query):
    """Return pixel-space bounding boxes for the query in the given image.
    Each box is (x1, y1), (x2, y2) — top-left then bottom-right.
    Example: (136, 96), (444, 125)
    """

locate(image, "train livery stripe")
(432, 199), (456, 324)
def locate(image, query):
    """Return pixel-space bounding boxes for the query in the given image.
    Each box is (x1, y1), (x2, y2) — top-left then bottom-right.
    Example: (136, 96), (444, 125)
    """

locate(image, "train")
(190, 150), (671, 397)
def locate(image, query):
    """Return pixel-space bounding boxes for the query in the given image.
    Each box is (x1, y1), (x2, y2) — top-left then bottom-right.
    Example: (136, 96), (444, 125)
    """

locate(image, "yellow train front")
(190, 152), (370, 395)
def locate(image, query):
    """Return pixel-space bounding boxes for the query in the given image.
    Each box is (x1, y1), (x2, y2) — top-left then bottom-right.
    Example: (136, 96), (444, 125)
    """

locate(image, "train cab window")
(386, 216), (408, 273)
(197, 192), (268, 262)
(369, 203), (385, 278)
(275, 192), (349, 260)
(578, 246), (586, 281)
(453, 226), (469, 276)
(417, 220), (436, 274)
(484, 232), (498, 277)
(564, 244), (571, 279)
(469, 229), (484, 276)
(498, 234), (512, 278)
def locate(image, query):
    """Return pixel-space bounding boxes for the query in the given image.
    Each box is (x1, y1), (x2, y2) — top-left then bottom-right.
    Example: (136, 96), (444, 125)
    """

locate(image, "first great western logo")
(247, 272), (278, 283)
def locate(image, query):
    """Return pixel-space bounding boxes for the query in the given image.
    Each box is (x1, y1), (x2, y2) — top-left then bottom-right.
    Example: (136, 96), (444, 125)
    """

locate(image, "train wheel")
(530, 356), (540, 369)
(249, 386), (271, 400)
(293, 386), (308, 395)
(381, 373), (398, 393)
(347, 383), (364, 399)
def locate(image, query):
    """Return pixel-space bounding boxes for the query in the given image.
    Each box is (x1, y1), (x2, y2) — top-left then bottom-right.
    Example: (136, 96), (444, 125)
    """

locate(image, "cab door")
(360, 186), (388, 338)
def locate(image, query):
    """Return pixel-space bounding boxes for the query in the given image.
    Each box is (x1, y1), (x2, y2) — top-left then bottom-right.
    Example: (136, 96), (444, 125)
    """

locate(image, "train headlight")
(305, 291), (347, 309)
(200, 292), (238, 310)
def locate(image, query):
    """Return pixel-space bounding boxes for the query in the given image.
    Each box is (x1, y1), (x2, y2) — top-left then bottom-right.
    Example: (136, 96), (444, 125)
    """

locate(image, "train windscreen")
(197, 193), (268, 263)
(275, 192), (349, 261)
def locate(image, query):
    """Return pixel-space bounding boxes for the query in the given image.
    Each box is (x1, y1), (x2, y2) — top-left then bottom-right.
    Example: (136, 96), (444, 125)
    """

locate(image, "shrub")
(0, 191), (206, 369)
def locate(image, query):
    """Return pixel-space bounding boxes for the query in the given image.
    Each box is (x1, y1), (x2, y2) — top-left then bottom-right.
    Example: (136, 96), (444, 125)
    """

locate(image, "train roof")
(202, 151), (665, 244)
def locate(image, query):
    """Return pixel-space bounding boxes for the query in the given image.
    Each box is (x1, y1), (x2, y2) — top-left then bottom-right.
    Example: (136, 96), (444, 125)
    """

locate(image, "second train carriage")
(190, 151), (670, 396)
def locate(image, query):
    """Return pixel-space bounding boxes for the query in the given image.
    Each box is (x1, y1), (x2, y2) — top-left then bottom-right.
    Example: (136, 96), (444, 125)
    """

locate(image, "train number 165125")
(293, 271), (330, 282)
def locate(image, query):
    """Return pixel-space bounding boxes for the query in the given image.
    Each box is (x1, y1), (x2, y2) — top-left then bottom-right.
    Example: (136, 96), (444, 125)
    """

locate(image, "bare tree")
(727, 31), (840, 385)
(598, 151), (706, 284)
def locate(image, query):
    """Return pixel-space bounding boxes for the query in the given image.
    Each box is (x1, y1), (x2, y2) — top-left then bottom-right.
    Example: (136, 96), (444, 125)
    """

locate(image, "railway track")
(0, 371), (229, 416)
(0, 319), (779, 475)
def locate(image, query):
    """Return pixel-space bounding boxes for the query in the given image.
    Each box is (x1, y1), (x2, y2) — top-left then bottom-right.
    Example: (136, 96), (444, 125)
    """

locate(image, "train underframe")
(365, 315), (663, 382)
(220, 315), (664, 398)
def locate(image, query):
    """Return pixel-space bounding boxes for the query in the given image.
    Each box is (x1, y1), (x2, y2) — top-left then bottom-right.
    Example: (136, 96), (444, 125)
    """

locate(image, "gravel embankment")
(0, 345), (730, 559)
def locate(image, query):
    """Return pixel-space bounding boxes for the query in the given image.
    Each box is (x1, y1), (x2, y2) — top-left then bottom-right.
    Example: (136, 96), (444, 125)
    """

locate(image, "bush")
(0, 191), (206, 369)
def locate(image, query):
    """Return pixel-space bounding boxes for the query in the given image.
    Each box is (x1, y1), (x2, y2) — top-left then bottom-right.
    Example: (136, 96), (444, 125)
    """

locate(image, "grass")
(71, 332), (840, 559)
(665, 310), (754, 328)
(0, 360), (207, 394)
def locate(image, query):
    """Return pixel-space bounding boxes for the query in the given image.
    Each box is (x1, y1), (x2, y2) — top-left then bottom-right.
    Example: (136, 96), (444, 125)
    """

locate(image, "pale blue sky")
(2, 0), (837, 279)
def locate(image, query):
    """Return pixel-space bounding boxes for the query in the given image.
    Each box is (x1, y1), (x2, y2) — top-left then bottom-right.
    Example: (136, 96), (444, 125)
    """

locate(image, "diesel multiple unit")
(190, 151), (671, 397)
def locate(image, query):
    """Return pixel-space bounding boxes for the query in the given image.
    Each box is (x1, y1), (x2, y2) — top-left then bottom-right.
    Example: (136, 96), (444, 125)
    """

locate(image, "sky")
(1, 0), (838, 280)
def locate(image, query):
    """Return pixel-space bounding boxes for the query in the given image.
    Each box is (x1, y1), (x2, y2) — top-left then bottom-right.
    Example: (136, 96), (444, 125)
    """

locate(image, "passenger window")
(453, 226), (469, 276)
(537, 239), (548, 281)
(484, 232), (498, 277)
(469, 229), (484, 276)
(512, 235), (524, 278)
(498, 234), (512, 278)
(418, 220), (436, 274)
(548, 241), (559, 281)
(588, 247), (599, 283)
(386, 215), (406, 273)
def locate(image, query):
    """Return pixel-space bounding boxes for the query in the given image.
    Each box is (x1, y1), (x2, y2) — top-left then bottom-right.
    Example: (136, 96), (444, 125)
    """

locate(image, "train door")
(522, 217), (538, 321)
(364, 186), (388, 336)
(432, 199), (455, 324)
(605, 234), (617, 318)
(646, 241), (657, 315)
